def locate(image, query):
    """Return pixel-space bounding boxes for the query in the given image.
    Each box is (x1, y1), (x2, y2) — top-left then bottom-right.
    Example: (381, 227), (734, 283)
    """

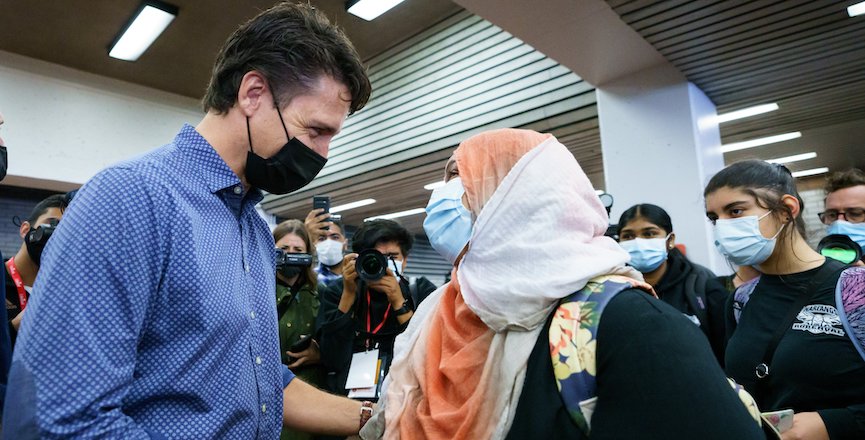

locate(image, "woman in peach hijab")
(361, 129), (763, 439)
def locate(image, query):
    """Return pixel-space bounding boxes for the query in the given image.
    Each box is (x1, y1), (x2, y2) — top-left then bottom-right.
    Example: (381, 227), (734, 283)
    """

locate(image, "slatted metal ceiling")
(608, 0), (865, 172)
(261, 11), (603, 235)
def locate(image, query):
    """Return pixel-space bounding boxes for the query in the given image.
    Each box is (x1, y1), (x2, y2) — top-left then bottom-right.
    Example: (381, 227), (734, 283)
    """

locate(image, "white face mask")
(620, 235), (670, 273)
(713, 211), (785, 266)
(388, 259), (403, 279)
(315, 239), (344, 267)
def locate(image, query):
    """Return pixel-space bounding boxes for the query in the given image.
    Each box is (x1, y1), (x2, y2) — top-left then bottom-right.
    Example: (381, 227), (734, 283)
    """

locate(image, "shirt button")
(287, 323), (292, 328)
(244, 264), (250, 272)
(233, 186), (242, 195)
(250, 311), (256, 319)
(256, 356), (262, 365)
(262, 404), (267, 413)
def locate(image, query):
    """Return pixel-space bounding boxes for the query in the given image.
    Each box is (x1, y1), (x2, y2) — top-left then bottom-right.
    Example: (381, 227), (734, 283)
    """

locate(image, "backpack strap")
(549, 275), (653, 435)
(836, 266), (865, 363)
(732, 276), (762, 324)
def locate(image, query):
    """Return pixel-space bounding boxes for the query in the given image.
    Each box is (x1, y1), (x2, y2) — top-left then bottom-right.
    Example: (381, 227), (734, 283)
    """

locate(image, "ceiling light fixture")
(365, 208), (426, 221)
(715, 103), (779, 124)
(766, 152), (817, 164)
(424, 181), (446, 191)
(791, 167), (829, 178)
(346, 0), (406, 21)
(720, 132), (801, 153)
(109, 1), (178, 61)
(848, 1), (865, 17)
(330, 198), (376, 213)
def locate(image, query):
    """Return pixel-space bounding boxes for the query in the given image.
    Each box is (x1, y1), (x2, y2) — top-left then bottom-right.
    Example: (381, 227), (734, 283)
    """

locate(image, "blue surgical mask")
(620, 235), (670, 273)
(713, 212), (785, 266)
(827, 220), (865, 250)
(423, 177), (473, 264)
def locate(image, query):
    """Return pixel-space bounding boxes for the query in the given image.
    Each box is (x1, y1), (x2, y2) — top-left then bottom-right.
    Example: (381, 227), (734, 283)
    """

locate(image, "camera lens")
(356, 249), (388, 281)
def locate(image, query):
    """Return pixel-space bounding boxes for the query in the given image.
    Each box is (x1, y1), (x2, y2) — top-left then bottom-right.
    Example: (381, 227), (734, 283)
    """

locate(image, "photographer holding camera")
(317, 219), (436, 402)
(272, 219), (327, 440)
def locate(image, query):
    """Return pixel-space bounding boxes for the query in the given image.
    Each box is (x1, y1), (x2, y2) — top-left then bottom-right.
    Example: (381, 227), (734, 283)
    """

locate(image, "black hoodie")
(654, 249), (730, 365)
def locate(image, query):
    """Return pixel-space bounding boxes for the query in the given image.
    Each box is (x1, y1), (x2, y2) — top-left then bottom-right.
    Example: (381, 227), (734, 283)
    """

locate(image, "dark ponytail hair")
(703, 160), (806, 239)
(617, 204), (674, 236)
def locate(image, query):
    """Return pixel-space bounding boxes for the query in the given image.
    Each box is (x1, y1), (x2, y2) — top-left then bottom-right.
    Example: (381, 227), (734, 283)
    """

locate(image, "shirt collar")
(174, 124), (247, 195)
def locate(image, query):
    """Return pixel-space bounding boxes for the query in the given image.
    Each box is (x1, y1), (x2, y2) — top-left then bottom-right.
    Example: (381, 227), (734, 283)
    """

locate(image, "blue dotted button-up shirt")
(3, 125), (293, 439)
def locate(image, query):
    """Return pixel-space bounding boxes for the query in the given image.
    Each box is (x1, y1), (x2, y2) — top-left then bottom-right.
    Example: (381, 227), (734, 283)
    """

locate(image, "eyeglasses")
(818, 208), (865, 225)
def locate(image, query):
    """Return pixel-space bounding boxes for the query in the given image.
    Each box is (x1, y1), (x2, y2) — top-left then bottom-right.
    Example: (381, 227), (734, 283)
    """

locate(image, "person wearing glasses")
(821, 168), (865, 265)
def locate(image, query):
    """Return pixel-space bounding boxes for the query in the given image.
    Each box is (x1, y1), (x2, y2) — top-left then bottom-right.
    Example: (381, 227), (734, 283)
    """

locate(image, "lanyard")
(365, 289), (391, 335)
(5, 259), (28, 311)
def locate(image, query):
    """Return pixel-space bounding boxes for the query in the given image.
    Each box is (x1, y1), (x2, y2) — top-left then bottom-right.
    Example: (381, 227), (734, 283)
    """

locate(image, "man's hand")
(304, 209), (331, 243)
(283, 377), (365, 435)
(286, 340), (321, 369)
(367, 269), (412, 324)
(338, 253), (359, 314)
(366, 269), (403, 309)
(780, 412), (829, 440)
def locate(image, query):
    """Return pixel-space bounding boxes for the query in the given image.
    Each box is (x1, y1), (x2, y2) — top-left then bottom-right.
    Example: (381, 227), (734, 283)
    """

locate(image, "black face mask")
(25, 222), (56, 267)
(278, 264), (303, 279)
(245, 105), (327, 195)
(0, 145), (7, 181)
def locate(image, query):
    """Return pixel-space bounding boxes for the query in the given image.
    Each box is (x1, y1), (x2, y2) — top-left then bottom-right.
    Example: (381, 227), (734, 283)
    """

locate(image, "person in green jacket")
(273, 219), (326, 440)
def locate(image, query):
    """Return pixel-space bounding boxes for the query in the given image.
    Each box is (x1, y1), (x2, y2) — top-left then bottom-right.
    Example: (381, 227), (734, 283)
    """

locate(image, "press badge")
(345, 349), (380, 390)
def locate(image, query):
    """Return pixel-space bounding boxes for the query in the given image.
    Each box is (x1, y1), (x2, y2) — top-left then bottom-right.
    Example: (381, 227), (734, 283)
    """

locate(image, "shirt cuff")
(281, 364), (295, 388)
(817, 408), (862, 439)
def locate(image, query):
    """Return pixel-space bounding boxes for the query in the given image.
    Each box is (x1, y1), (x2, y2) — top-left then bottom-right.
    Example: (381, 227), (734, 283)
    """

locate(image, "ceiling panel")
(0, 0), (462, 98)
(608, 0), (865, 173)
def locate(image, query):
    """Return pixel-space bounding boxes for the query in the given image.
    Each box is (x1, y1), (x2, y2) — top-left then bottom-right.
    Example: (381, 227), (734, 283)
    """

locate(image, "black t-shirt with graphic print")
(725, 259), (865, 439)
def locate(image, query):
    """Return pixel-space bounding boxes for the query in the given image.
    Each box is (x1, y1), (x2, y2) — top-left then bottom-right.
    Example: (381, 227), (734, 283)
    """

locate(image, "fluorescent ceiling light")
(424, 181), (446, 191)
(109, 2), (178, 61)
(715, 103), (779, 124)
(791, 167), (829, 178)
(365, 208), (425, 221)
(766, 152), (817, 164)
(849, 1), (865, 17)
(330, 198), (376, 213)
(721, 132), (801, 153)
(347, 0), (406, 21)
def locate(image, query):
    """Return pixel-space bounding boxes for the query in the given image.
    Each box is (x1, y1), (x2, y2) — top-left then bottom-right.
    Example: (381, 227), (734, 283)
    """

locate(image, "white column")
(598, 64), (728, 274)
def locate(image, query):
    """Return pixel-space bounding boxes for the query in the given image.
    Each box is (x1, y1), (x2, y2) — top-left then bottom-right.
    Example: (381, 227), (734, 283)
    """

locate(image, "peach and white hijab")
(362, 129), (640, 439)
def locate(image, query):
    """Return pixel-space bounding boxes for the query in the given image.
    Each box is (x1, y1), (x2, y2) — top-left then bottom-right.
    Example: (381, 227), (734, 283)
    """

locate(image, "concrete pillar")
(598, 64), (728, 273)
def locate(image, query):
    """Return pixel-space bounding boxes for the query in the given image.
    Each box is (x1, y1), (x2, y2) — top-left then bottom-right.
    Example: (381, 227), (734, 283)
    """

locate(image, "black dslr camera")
(275, 249), (313, 268)
(355, 249), (390, 281)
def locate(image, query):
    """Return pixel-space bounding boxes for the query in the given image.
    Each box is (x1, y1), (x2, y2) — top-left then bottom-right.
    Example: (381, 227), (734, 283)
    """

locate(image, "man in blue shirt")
(3, 3), (373, 439)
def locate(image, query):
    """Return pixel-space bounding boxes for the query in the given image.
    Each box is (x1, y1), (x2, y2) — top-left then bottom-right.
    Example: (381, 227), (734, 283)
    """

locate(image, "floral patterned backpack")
(549, 275), (762, 435)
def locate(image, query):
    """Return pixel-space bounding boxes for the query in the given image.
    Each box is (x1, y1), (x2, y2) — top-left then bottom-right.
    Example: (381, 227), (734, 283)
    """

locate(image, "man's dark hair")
(352, 219), (413, 257)
(202, 2), (371, 115)
(27, 194), (68, 225)
(825, 168), (865, 194)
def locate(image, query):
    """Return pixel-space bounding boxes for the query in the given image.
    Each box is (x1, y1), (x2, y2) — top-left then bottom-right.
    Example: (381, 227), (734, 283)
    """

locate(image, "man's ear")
(237, 71), (271, 118)
(19, 221), (30, 240)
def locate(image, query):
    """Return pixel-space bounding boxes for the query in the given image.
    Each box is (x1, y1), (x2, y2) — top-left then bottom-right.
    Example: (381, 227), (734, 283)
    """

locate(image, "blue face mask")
(713, 211), (785, 266)
(423, 178), (473, 264)
(827, 220), (865, 250)
(620, 235), (670, 273)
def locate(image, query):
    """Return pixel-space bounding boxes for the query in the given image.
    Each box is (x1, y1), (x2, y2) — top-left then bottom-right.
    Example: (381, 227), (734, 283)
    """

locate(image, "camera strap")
(5, 259), (28, 311)
(365, 289), (391, 336)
